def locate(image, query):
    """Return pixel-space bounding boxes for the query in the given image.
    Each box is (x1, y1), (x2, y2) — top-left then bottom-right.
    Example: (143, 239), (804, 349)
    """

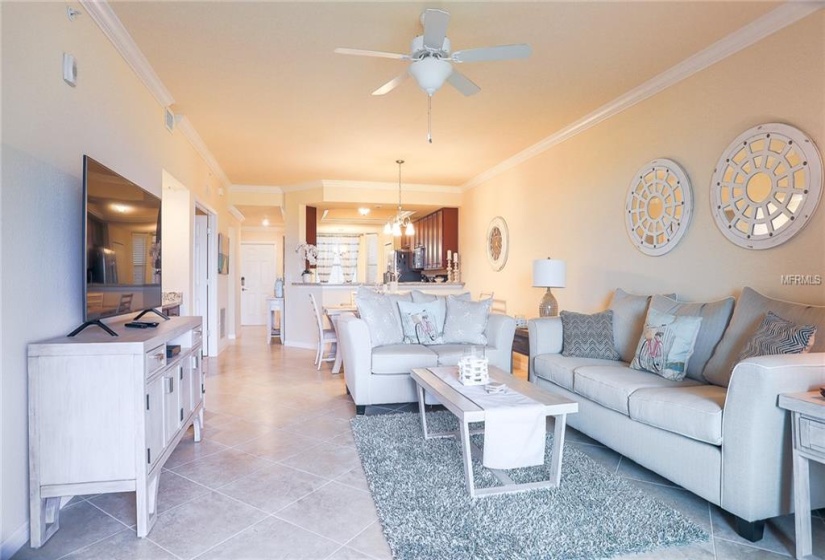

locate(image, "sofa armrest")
(528, 317), (563, 359)
(337, 314), (373, 406)
(721, 352), (825, 521)
(484, 313), (516, 372)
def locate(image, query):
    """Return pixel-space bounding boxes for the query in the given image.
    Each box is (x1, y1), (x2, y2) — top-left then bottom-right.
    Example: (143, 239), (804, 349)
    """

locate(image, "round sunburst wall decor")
(710, 123), (823, 250)
(486, 216), (509, 271)
(625, 159), (693, 256)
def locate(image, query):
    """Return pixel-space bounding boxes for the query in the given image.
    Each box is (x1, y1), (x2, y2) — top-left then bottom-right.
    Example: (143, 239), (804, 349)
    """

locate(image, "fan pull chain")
(427, 95), (433, 144)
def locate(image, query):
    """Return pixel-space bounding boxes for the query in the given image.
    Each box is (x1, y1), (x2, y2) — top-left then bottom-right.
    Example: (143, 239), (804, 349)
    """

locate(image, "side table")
(778, 390), (825, 560)
(512, 327), (530, 377)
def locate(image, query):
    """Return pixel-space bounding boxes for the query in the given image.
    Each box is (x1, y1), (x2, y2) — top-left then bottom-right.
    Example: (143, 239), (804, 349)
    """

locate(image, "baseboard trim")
(1, 522), (28, 560)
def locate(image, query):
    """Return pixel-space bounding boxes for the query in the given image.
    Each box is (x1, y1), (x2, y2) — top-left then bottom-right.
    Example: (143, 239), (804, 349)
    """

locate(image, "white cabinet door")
(180, 360), (193, 417)
(145, 375), (165, 468)
(162, 371), (180, 446)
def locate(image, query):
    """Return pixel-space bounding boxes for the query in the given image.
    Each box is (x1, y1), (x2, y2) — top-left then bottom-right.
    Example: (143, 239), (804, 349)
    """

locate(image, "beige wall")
(461, 11), (825, 318)
(1, 3), (235, 548)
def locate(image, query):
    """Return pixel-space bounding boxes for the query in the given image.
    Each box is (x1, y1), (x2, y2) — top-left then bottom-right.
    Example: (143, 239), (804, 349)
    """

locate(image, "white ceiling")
(110, 1), (780, 188)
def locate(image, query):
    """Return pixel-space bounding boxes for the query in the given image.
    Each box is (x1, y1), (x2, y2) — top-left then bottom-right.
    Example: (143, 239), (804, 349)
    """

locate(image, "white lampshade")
(532, 259), (566, 288)
(408, 58), (453, 96)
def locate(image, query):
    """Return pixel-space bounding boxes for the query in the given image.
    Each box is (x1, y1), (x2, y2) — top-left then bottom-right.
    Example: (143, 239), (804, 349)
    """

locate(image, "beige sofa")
(338, 290), (516, 414)
(528, 287), (825, 541)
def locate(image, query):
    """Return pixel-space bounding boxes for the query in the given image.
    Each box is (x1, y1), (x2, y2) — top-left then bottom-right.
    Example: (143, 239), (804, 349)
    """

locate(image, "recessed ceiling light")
(111, 203), (130, 213)
(262, 218), (270, 227)
(358, 207), (370, 216)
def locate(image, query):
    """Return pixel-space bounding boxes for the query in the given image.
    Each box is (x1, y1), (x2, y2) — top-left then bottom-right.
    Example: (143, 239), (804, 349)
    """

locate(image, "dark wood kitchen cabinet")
(413, 208), (458, 271)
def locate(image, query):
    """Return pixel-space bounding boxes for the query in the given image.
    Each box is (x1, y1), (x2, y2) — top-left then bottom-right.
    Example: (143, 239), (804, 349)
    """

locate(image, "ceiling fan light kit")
(335, 8), (531, 142)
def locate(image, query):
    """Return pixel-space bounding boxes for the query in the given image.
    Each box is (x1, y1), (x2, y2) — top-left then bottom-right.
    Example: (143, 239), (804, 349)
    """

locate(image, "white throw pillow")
(355, 295), (404, 347)
(442, 296), (492, 345)
(397, 300), (444, 345)
(630, 309), (702, 381)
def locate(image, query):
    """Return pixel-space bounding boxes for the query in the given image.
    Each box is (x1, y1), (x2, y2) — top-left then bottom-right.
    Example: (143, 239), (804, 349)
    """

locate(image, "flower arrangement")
(295, 243), (318, 273)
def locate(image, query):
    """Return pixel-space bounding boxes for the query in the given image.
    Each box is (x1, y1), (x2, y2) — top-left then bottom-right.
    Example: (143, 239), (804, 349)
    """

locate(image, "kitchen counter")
(284, 282), (466, 349)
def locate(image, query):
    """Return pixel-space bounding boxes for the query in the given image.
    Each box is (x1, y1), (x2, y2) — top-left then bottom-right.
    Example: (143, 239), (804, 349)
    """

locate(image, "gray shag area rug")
(351, 411), (708, 560)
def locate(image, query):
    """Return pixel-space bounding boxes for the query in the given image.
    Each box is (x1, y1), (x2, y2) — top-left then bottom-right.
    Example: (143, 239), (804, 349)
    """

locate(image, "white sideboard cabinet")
(27, 316), (205, 547)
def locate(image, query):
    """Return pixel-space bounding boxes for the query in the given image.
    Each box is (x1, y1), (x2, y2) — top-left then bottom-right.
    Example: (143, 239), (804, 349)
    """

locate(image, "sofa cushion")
(371, 344), (438, 374)
(630, 309), (703, 381)
(560, 310), (622, 360)
(704, 287), (825, 387)
(428, 344), (477, 367)
(649, 295), (735, 382)
(397, 300), (445, 344)
(608, 289), (675, 363)
(442, 296), (491, 345)
(737, 311), (816, 361)
(533, 354), (625, 391)
(573, 365), (701, 416)
(628, 385), (727, 445)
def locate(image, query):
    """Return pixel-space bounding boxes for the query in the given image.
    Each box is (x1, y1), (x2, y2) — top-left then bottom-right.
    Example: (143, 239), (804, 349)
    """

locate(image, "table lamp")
(532, 259), (566, 317)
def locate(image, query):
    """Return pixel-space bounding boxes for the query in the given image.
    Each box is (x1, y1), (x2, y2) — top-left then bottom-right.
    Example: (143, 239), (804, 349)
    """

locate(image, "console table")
(27, 316), (204, 547)
(778, 390), (825, 560)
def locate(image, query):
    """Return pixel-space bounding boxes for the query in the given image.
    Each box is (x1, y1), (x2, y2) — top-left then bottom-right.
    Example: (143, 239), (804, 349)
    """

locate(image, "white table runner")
(428, 367), (546, 469)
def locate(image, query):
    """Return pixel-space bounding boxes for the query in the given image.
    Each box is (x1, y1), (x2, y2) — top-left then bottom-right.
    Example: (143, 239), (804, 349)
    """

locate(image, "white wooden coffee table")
(410, 366), (578, 498)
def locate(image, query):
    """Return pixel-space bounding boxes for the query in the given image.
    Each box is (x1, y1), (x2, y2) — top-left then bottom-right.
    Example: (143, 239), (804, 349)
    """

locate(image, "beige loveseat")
(338, 290), (517, 414)
(529, 287), (825, 541)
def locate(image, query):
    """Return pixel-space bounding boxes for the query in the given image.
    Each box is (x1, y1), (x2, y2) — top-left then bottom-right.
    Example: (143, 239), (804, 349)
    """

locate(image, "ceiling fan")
(335, 9), (532, 98)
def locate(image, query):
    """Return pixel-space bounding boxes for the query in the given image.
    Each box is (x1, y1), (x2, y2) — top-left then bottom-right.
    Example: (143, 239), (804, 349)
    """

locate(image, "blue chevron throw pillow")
(737, 311), (817, 363)
(561, 310), (622, 360)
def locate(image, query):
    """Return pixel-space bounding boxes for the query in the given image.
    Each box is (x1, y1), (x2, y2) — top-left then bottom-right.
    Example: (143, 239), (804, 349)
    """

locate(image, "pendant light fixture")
(384, 160), (415, 237)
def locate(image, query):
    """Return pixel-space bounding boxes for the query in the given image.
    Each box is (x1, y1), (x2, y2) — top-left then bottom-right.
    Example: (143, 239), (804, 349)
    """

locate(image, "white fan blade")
(372, 72), (409, 96)
(422, 9), (450, 50)
(447, 71), (480, 96)
(334, 48), (409, 60)
(452, 44), (532, 63)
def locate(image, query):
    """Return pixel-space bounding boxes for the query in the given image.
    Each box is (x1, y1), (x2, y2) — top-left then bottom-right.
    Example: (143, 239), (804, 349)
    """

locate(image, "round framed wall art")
(625, 158), (694, 256)
(486, 216), (509, 271)
(710, 122), (822, 250)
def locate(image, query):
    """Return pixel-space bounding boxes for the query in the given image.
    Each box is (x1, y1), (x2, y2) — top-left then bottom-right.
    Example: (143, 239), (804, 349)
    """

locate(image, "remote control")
(125, 321), (158, 329)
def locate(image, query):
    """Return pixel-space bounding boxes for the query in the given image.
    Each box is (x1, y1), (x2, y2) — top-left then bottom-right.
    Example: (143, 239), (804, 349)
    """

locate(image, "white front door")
(240, 243), (276, 325)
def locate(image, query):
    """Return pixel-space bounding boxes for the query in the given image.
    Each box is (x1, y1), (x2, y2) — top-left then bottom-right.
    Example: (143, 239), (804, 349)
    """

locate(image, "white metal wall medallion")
(710, 123), (823, 250)
(625, 159), (693, 256)
(486, 216), (509, 271)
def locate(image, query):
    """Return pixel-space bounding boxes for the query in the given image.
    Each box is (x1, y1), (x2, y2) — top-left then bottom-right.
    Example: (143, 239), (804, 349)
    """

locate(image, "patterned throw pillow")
(630, 309), (703, 381)
(355, 295), (404, 347)
(560, 310), (622, 360)
(442, 296), (492, 345)
(397, 300), (444, 345)
(737, 311), (816, 363)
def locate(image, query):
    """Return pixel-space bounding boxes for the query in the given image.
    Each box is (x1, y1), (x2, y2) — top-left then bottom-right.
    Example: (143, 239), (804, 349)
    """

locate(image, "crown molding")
(463, 1), (824, 190)
(175, 117), (232, 187)
(82, 0), (232, 188)
(228, 205), (246, 223)
(230, 184), (285, 194)
(321, 179), (461, 193)
(80, 0), (174, 107)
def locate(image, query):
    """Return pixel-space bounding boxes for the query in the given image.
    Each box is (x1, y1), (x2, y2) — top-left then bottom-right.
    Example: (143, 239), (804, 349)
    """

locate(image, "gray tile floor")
(12, 326), (825, 559)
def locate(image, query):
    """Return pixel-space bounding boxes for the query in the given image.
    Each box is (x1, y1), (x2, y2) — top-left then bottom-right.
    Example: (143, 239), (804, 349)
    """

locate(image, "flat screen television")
(70, 156), (163, 336)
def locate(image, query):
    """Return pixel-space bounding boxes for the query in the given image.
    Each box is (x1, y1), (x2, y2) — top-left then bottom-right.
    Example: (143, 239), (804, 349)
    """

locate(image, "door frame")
(194, 199), (219, 357)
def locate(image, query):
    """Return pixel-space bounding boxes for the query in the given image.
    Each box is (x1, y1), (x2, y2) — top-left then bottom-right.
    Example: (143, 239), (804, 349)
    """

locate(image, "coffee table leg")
(549, 414), (567, 487)
(459, 419), (477, 497)
(416, 383), (430, 439)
